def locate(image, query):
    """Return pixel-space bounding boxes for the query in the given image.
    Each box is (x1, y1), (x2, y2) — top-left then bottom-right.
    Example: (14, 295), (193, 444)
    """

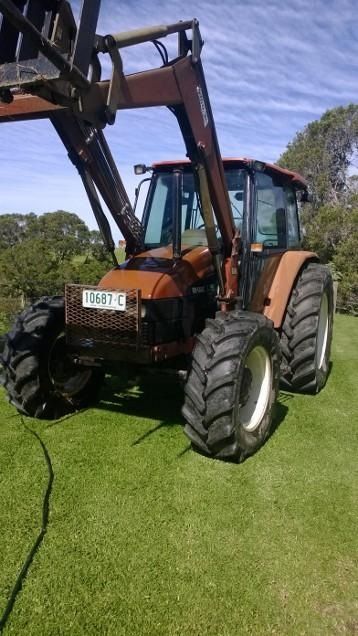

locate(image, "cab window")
(254, 172), (286, 248)
(144, 168), (247, 248)
(144, 173), (204, 247)
(285, 186), (300, 247)
(226, 169), (246, 230)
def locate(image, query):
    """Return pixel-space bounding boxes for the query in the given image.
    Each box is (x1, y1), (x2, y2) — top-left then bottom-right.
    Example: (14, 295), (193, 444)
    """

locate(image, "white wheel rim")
(316, 293), (329, 370)
(240, 345), (272, 433)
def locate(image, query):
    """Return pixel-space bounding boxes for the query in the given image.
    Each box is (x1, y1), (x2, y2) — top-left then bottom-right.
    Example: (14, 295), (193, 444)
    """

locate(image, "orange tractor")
(0, 0), (333, 461)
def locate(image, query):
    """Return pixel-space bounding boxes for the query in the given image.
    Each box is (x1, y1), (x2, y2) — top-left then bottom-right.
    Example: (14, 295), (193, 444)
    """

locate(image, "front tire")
(182, 311), (280, 462)
(280, 263), (334, 393)
(1, 296), (103, 419)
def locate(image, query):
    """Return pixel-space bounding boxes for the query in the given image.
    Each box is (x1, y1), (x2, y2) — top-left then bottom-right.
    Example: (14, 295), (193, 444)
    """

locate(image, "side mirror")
(299, 190), (313, 203)
(133, 177), (152, 213)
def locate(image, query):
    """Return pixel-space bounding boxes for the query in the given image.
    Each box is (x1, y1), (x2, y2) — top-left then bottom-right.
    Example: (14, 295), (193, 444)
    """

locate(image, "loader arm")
(0, 0), (237, 300)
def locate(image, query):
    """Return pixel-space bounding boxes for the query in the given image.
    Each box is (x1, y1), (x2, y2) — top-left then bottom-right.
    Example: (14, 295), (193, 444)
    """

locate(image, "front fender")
(263, 251), (318, 328)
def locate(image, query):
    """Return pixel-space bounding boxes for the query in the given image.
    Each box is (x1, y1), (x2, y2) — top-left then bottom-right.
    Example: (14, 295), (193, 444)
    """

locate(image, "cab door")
(242, 170), (300, 313)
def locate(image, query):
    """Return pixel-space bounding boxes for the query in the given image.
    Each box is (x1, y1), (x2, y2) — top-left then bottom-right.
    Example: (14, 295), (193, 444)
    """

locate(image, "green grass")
(0, 314), (357, 635)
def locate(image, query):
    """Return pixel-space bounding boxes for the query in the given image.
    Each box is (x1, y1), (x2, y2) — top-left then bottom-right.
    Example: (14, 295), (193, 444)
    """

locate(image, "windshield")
(143, 168), (246, 248)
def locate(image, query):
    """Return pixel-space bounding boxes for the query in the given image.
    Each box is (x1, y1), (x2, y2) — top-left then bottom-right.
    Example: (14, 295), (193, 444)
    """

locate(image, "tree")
(0, 213), (37, 251)
(333, 233), (358, 313)
(0, 237), (61, 298)
(0, 210), (94, 260)
(0, 211), (112, 299)
(35, 211), (92, 262)
(89, 229), (112, 261)
(299, 196), (358, 262)
(278, 105), (358, 313)
(278, 104), (358, 206)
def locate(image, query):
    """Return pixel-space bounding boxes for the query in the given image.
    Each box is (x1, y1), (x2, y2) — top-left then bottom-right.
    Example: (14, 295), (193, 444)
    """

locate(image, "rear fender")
(263, 251), (318, 328)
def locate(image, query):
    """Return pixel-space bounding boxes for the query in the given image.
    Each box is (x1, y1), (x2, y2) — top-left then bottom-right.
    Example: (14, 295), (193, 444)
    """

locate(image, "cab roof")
(152, 158), (307, 189)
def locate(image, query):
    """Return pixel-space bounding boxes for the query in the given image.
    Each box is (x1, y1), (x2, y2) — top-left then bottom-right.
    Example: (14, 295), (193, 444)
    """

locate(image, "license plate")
(82, 289), (126, 311)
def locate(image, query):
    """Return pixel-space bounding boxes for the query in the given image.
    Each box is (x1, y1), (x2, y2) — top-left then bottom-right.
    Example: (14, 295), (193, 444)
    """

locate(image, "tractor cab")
(136, 158), (305, 257)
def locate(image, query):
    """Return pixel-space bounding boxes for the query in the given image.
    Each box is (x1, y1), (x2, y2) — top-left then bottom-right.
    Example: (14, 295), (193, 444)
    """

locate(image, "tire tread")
(280, 263), (333, 393)
(183, 311), (280, 462)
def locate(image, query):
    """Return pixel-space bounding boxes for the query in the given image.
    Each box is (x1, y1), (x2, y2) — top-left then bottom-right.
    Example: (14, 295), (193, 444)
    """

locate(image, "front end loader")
(0, 0), (333, 462)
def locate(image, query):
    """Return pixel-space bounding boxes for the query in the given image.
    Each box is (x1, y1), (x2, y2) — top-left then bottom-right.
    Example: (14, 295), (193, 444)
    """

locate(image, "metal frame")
(65, 283), (142, 352)
(0, 0), (239, 303)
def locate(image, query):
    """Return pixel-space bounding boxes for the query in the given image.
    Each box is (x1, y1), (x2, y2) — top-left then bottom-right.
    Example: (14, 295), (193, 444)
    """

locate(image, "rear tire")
(280, 263), (334, 393)
(1, 296), (104, 419)
(182, 311), (280, 462)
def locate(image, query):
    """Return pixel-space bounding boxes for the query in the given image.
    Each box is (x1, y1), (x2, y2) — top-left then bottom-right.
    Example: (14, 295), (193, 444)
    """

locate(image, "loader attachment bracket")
(0, 0), (99, 100)
(0, 2), (204, 127)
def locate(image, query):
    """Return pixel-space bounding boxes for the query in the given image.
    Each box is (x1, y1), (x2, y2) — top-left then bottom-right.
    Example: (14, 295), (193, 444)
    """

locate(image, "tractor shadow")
(272, 393), (292, 435)
(98, 373), (185, 446)
(97, 373), (291, 450)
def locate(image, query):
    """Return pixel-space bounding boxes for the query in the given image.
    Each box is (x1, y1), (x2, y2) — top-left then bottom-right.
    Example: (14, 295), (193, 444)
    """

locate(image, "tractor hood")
(98, 245), (215, 299)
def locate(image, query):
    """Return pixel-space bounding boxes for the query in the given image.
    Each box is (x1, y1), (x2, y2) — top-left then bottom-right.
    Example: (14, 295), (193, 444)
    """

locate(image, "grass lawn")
(0, 314), (357, 635)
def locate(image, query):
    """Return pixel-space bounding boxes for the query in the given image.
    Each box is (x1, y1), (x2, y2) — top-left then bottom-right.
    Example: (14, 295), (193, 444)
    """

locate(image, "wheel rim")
(239, 345), (272, 433)
(316, 293), (329, 370)
(48, 333), (92, 397)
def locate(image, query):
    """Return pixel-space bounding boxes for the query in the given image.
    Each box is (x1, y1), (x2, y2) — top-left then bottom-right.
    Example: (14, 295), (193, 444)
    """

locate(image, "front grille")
(65, 284), (141, 352)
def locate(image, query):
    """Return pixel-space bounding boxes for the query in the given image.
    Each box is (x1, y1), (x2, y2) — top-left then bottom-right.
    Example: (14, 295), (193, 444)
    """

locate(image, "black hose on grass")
(0, 418), (54, 632)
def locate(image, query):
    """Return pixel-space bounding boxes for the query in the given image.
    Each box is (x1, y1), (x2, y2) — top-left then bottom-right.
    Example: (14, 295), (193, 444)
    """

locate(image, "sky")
(0, 0), (357, 240)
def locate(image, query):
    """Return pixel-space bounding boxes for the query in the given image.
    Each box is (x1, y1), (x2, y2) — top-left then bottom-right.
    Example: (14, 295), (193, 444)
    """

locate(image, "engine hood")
(98, 245), (215, 299)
